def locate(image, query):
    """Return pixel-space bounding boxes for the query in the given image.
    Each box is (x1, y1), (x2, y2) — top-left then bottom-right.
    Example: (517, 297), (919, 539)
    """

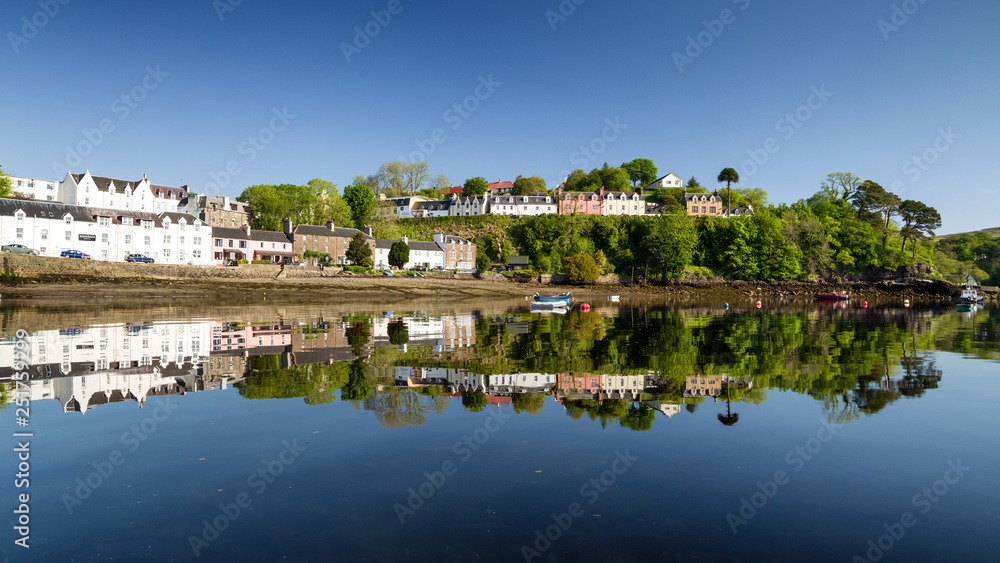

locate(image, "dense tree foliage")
(563, 254), (601, 283)
(621, 158), (658, 187)
(388, 240), (409, 269)
(237, 179), (352, 231)
(0, 165), (13, 199)
(463, 176), (489, 197)
(347, 232), (372, 266)
(512, 175), (547, 195)
(343, 184), (376, 229)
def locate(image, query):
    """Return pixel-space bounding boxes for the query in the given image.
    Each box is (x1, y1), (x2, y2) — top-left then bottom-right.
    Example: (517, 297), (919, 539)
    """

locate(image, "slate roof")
(493, 195), (555, 204)
(409, 241), (443, 252)
(150, 184), (188, 200)
(0, 198), (94, 222)
(250, 230), (292, 243)
(375, 239), (394, 250)
(413, 200), (451, 211)
(160, 212), (201, 224)
(683, 190), (723, 203)
(86, 207), (163, 226)
(293, 224), (372, 239)
(212, 227), (249, 239)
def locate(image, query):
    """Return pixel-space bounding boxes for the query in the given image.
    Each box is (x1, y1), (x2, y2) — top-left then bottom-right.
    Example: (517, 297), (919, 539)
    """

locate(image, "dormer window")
(15, 212), (25, 221)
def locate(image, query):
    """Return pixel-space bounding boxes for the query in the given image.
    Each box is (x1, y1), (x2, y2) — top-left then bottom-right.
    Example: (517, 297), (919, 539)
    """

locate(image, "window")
(99, 216), (110, 226)
(84, 197), (89, 205)
(143, 221), (152, 230)
(215, 238), (222, 247)
(144, 236), (151, 246)
(164, 235), (171, 244)
(179, 222), (185, 231)
(710, 207), (716, 213)
(15, 212), (24, 221)
(65, 216), (72, 224)
(180, 236), (185, 245)
(16, 228), (23, 239)
(125, 235), (131, 245)
(122, 217), (133, 226)
(194, 223), (200, 232)
(239, 241), (246, 248)
(65, 231), (71, 241)
(46, 196), (53, 201)
(101, 233), (108, 243)
(47, 184), (54, 190)
(163, 249), (171, 258)
(228, 240), (233, 248)
(179, 250), (185, 260)
(193, 250), (201, 258)
(41, 229), (48, 240)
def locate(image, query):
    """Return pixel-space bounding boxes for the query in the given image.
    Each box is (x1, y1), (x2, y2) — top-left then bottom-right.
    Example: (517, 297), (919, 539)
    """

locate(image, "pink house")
(557, 188), (604, 215)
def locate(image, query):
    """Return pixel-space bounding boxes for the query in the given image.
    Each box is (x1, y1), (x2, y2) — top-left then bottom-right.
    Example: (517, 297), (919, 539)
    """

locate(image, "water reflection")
(2, 304), (997, 431)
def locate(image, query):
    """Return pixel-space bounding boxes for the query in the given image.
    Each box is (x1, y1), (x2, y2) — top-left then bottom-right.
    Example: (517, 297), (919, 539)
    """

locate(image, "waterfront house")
(287, 220), (375, 265)
(490, 195), (558, 216)
(645, 173), (684, 189)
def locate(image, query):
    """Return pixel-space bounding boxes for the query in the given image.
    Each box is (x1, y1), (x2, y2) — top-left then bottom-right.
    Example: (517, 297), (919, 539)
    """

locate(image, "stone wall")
(1, 253), (327, 281)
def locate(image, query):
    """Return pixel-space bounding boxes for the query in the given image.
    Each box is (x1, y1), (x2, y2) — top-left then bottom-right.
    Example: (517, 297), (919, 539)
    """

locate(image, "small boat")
(530, 301), (569, 313)
(607, 295), (620, 302)
(956, 303), (975, 313)
(533, 292), (573, 302)
(958, 286), (984, 305)
(815, 291), (849, 301)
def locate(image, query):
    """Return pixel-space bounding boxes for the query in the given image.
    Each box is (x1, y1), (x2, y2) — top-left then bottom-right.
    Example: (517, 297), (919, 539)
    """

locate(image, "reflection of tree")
(387, 320), (409, 346)
(341, 359), (373, 402)
(236, 356), (349, 405)
(621, 404), (655, 431)
(685, 403), (698, 414)
(717, 382), (740, 426)
(850, 349), (902, 414)
(461, 390), (487, 412)
(363, 389), (428, 428)
(512, 393), (544, 415)
(432, 395), (449, 415)
(898, 335), (942, 398)
(345, 320), (371, 357)
(562, 399), (653, 431)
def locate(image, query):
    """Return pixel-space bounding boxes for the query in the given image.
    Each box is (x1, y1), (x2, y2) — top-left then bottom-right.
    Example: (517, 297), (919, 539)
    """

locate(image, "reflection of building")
(211, 322), (292, 352)
(645, 401), (682, 418)
(489, 373), (556, 394)
(557, 373), (603, 399)
(683, 375), (753, 400)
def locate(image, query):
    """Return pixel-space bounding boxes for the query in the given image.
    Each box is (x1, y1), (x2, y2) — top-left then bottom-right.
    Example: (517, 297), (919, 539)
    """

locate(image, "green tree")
(238, 184), (287, 230)
(347, 232), (372, 266)
(341, 359), (373, 401)
(345, 320), (371, 357)
(596, 163), (630, 191)
(343, 184), (376, 229)
(463, 176), (489, 197)
(621, 158), (658, 187)
(821, 172), (862, 202)
(388, 240), (410, 269)
(717, 168), (740, 209)
(733, 187), (769, 209)
(432, 174), (451, 191)
(564, 254), (601, 284)
(307, 179), (353, 227)
(686, 176), (702, 188)
(475, 247), (492, 272)
(513, 175), (547, 195)
(417, 187), (444, 200)
(512, 393), (545, 415)
(898, 200), (942, 261)
(643, 213), (697, 281)
(0, 165), (13, 198)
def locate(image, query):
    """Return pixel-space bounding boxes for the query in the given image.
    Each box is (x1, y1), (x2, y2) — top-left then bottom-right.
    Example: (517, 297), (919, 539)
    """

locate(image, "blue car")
(126, 253), (155, 263)
(60, 249), (91, 259)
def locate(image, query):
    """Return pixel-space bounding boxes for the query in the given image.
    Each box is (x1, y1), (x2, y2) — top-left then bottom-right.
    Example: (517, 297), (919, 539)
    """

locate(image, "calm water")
(2, 298), (999, 562)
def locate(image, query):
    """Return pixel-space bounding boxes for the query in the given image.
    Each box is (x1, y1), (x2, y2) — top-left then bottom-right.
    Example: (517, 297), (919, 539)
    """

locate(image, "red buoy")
(756, 301), (762, 309)
(580, 303), (590, 312)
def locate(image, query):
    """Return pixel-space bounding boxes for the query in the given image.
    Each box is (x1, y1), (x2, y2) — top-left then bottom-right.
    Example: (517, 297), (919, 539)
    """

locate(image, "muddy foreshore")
(0, 272), (986, 305)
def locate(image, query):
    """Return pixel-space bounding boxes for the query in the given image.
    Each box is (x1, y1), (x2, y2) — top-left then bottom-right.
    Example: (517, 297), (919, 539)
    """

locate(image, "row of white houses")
(0, 199), (213, 265)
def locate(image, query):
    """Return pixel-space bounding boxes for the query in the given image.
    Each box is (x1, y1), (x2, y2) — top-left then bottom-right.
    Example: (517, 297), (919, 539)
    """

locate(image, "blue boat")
(533, 292), (572, 302)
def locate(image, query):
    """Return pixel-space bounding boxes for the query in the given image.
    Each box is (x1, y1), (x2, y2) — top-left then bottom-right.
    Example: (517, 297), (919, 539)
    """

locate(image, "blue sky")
(1, 0), (997, 233)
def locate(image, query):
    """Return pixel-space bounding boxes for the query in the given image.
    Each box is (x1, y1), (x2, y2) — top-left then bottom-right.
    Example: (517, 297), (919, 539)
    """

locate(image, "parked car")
(1, 244), (39, 255)
(223, 259), (238, 267)
(126, 253), (155, 263)
(60, 250), (91, 259)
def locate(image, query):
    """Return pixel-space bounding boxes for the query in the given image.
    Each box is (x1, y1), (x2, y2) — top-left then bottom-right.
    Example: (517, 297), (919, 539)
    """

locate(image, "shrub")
(251, 260), (272, 265)
(236, 260), (249, 265)
(344, 265), (369, 275)
(564, 254), (601, 284)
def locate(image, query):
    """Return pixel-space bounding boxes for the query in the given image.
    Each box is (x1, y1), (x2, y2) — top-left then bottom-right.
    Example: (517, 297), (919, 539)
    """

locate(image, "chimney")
(362, 226), (372, 236)
(282, 217), (292, 236)
(242, 224), (251, 237)
(400, 236), (408, 245)
(326, 221), (335, 231)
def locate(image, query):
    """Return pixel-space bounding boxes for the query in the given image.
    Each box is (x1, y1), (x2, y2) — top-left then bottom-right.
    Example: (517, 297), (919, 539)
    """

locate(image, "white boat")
(530, 301), (569, 312)
(607, 295), (620, 302)
(959, 286), (984, 305)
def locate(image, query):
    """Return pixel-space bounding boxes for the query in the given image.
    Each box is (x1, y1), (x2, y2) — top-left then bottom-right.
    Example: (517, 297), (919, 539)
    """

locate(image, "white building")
(646, 173), (684, 189)
(411, 199), (452, 218)
(382, 195), (432, 219)
(490, 195), (558, 216)
(58, 172), (186, 213)
(372, 237), (445, 270)
(7, 175), (59, 201)
(0, 199), (213, 265)
(602, 191), (646, 216)
(489, 373), (557, 394)
(449, 194), (490, 217)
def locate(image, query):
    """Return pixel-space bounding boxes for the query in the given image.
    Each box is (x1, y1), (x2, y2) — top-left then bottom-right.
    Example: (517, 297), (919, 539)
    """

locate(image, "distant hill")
(935, 227), (1000, 240)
